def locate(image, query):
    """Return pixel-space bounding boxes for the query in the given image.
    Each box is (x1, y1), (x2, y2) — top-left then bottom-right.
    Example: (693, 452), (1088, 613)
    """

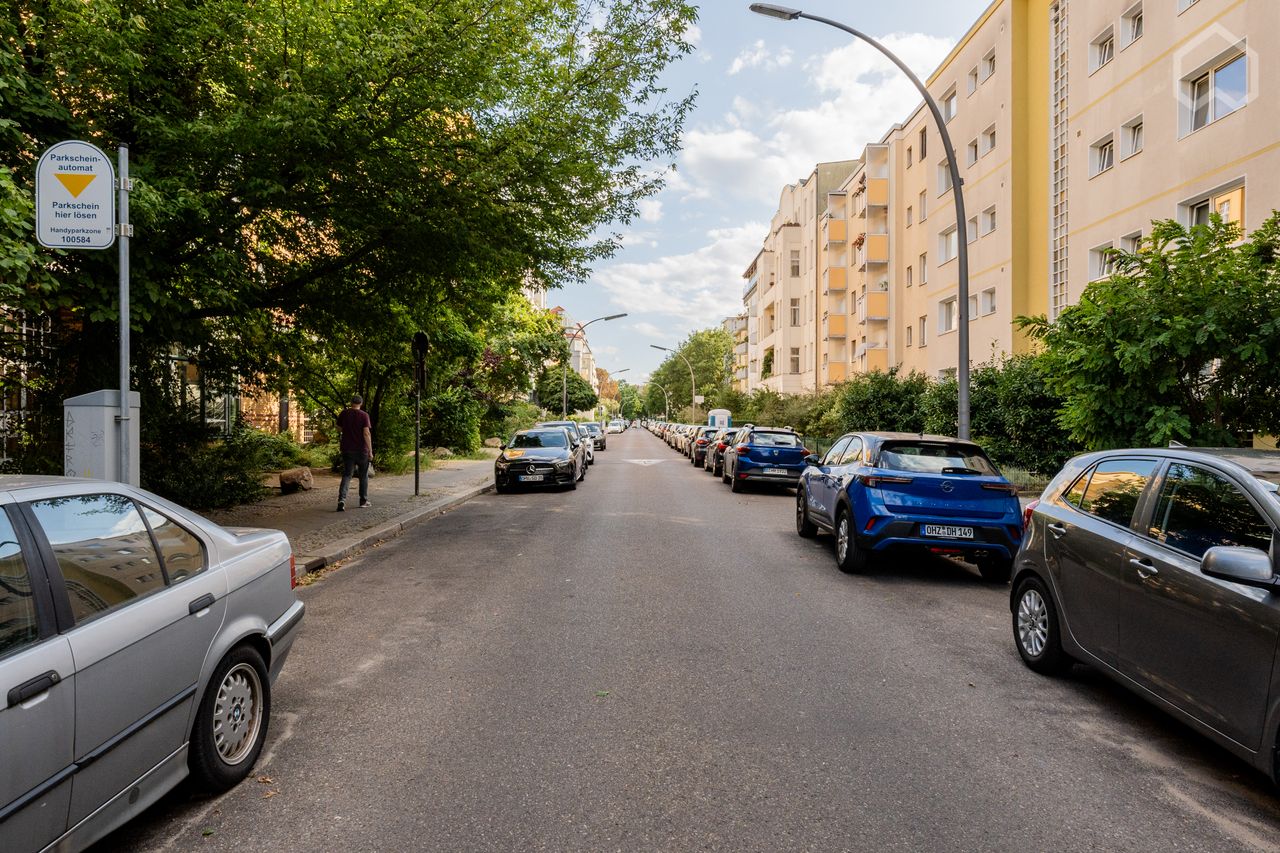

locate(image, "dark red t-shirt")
(337, 408), (371, 454)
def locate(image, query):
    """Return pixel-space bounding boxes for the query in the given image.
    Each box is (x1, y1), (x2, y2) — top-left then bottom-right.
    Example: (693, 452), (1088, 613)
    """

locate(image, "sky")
(550, 0), (993, 385)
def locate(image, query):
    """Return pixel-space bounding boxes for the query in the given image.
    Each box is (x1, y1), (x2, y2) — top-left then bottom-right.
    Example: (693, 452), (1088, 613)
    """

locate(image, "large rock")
(483, 437), (502, 448)
(432, 447), (454, 459)
(279, 467), (314, 494)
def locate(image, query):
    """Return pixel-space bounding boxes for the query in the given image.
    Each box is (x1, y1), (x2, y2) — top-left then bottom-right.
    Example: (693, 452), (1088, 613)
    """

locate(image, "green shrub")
(142, 416), (268, 510)
(422, 386), (483, 452)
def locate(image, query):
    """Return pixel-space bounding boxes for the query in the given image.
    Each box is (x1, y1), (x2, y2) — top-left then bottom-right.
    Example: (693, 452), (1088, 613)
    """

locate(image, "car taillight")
(735, 445), (751, 455)
(856, 474), (912, 488)
(1022, 499), (1040, 533)
(801, 448), (810, 456)
(982, 482), (1019, 495)
(697, 438), (708, 445)
(290, 554), (298, 589)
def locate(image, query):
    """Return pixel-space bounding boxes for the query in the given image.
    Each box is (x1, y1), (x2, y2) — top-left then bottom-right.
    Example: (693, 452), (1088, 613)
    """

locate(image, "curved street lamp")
(647, 380), (673, 419)
(749, 3), (971, 439)
(600, 367), (630, 420)
(563, 313), (627, 417)
(650, 344), (698, 423)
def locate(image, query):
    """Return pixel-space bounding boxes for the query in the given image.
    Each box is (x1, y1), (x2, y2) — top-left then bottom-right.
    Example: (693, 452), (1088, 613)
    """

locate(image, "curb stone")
(295, 481), (494, 572)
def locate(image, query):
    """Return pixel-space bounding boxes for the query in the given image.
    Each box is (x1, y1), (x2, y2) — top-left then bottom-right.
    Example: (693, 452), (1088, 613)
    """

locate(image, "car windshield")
(510, 431), (566, 449)
(878, 441), (1000, 475)
(583, 424), (602, 434)
(751, 432), (800, 447)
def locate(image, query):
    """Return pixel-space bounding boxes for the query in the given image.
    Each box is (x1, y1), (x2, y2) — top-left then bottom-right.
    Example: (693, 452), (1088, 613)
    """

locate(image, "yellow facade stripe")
(1069, 138), (1280, 237)
(1068, 0), (1246, 123)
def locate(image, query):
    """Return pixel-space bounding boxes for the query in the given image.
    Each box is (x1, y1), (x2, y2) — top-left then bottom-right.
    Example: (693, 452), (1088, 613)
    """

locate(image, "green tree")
(1020, 213), (1280, 448)
(535, 366), (597, 415)
(649, 327), (733, 412)
(618, 382), (642, 419)
(834, 367), (929, 433)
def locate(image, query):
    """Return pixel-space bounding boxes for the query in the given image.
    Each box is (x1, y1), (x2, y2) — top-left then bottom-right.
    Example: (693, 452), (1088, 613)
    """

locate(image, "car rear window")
(511, 431), (566, 448)
(750, 432), (800, 447)
(878, 441), (999, 475)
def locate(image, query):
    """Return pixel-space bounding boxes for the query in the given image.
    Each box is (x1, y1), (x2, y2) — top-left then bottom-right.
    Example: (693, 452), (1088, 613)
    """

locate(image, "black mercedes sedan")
(494, 427), (586, 492)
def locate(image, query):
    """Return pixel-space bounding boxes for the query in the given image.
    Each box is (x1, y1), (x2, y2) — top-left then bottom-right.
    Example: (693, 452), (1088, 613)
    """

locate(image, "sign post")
(36, 140), (135, 485)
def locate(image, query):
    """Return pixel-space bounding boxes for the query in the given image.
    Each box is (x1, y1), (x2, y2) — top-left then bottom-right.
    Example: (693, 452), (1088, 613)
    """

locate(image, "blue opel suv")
(722, 425), (810, 493)
(796, 432), (1022, 581)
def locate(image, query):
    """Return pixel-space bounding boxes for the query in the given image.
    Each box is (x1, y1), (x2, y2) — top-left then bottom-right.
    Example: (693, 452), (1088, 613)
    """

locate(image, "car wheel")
(834, 507), (868, 574)
(796, 489), (817, 538)
(495, 479), (508, 494)
(189, 645), (271, 793)
(978, 556), (1013, 584)
(1012, 576), (1072, 675)
(721, 463), (731, 484)
(730, 472), (745, 493)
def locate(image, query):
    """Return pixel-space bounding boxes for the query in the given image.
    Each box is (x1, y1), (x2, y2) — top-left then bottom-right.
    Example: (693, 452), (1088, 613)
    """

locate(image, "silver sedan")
(0, 476), (305, 852)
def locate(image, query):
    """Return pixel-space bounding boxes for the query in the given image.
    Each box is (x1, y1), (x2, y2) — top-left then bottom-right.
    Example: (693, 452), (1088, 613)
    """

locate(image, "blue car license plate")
(923, 524), (974, 539)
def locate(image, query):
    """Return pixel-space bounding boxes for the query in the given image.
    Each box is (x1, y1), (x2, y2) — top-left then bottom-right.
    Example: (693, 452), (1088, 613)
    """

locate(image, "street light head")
(603, 313), (628, 321)
(749, 3), (802, 21)
(650, 344), (670, 352)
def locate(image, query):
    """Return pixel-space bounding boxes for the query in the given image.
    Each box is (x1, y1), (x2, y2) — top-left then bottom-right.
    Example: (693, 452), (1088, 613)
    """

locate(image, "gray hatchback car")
(1012, 448), (1280, 781)
(0, 476), (305, 852)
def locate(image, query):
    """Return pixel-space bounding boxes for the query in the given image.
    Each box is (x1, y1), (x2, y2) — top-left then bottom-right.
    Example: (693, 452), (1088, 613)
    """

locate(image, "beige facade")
(722, 314), (749, 391)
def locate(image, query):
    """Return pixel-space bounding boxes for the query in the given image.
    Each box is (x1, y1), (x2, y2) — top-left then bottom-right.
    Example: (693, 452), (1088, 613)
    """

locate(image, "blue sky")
(553, 0), (993, 383)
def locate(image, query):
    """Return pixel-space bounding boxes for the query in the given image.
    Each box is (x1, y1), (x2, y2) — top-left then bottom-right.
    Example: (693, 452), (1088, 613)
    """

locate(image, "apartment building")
(552, 307), (600, 393)
(722, 314), (749, 391)
(742, 160), (859, 393)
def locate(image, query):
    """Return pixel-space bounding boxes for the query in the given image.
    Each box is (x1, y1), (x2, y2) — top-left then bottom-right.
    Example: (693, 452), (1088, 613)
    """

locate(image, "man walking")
(337, 394), (374, 511)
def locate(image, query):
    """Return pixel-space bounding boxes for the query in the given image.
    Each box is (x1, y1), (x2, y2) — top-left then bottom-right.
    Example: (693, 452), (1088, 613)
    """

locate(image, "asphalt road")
(104, 428), (1280, 852)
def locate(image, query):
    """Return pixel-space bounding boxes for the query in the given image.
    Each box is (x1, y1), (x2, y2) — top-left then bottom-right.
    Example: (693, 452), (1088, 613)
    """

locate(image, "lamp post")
(563, 313), (627, 417)
(601, 367), (629, 421)
(650, 344), (698, 423)
(749, 3), (971, 439)
(648, 381), (673, 419)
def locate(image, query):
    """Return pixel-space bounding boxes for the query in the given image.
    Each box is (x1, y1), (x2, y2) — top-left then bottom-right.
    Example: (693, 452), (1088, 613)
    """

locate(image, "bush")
(422, 385), (483, 453)
(141, 415), (269, 510)
(835, 368), (928, 433)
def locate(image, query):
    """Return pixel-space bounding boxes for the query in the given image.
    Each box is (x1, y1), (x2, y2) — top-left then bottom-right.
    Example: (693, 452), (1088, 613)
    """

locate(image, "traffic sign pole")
(117, 145), (132, 485)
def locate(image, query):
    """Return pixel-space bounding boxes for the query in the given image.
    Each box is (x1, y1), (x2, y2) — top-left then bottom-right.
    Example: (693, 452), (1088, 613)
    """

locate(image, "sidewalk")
(205, 452), (498, 571)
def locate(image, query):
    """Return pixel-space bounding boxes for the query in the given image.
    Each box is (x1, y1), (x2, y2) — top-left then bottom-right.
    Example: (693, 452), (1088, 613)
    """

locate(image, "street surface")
(104, 429), (1280, 852)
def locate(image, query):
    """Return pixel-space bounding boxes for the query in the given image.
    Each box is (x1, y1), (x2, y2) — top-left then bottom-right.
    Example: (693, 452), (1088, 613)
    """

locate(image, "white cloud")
(637, 198), (663, 223)
(728, 39), (793, 75)
(598, 223), (766, 328)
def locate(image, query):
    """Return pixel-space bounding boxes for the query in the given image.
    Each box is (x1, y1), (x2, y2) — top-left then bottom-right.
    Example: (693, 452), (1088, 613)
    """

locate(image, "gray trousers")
(339, 451), (370, 503)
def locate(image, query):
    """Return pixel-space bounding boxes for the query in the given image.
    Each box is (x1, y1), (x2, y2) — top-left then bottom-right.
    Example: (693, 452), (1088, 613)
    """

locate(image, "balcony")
(823, 313), (847, 339)
(823, 217), (847, 246)
(823, 266), (847, 294)
(859, 233), (889, 269)
(867, 177), (889, 207)
(826, 362), (847, 384)
(865, 290), (888, 321)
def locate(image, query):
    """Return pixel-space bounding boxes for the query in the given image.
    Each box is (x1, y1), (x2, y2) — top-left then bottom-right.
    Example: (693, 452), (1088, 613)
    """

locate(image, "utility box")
(63, 390), (140, 485)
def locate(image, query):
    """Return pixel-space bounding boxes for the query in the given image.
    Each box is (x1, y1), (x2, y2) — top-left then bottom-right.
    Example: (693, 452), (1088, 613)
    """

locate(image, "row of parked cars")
(645, 418), (1280, 785)
(492, 419), (626, 492)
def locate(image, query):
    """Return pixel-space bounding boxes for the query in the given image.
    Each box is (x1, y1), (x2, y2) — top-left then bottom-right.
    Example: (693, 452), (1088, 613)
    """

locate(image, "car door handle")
(189, 593), (216, 614)
(1047, 523), (1067, 538)
(7, 670), (60, 708)
(1129, 558), (1159, 579)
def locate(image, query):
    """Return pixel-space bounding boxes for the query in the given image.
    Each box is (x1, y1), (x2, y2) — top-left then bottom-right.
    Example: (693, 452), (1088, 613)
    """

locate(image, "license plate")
(764, 467), (788, 475)
(518, 474), (545, 482)
(923, 524), (974, 539)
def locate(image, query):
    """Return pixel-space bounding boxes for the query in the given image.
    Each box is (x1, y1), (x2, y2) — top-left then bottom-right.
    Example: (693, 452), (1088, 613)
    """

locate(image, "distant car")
(796, 432), (1020, 580)
(495, 427), (585, 491)
(537, 421), (594, 466)
(581, 421), (606, 451)
(722, 426), (809, 493)
(607, 420), (624, 434)
(0, 475), (305, 853)
(703, 428), (732, 477)
(691, 426), (718, 468)
(1011, 447), (1280, 782)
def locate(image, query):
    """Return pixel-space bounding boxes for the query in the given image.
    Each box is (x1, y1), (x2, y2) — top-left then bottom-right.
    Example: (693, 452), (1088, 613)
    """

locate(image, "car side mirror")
(500, 444), (507, 450)
(804, 454), (821, 466)
(1201, 546), (1276, 589)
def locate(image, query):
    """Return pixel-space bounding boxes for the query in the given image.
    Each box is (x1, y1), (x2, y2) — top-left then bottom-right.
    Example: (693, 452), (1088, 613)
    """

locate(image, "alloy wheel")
(213, 662), (264, 765)
(1017, 589), (1049, 658)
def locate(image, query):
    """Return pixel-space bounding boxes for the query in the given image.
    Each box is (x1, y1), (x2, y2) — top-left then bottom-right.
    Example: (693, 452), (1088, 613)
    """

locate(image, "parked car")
(0, 476), (305, 853)
(537, 421), (593, 466)
(1011, 447), (1280, 781)
(581, 421), (606, 451)
(495, 427), (586, 491)
(722, 426), (810, 493)
(691, 426), (719, 468)
(703, 428), (732, 477)
(607, 420), (625, 434)
(795, 432), (1021, 580)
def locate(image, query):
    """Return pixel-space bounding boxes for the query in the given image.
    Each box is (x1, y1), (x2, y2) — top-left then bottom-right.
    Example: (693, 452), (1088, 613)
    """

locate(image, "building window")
(981, 206), (997, 234)
(919, 127), (927, 159)
(790, 249), (801, 277)
(982, 49), (996, 80)
(918, 315), (928, 347)
(981, 125), (996, 155)
(1179, 0), (1199, 11)
(919, 252), (928, 284)
(939, 298), (958, 333)
(1187, 53), (1247, 133)
(1184, 183), (1245, 228)
(1120, 231), (1142, 254)
(967, 67), (979, 95)
(906, 145), (913, 167)
(939, 227), (958, 263)
(918, 190), (927, 220)
(966, 216), (978, 243)
(1089, 243), (1116, 280)
(1121, 117), (1143, 159)
(938, 161), (953, 194)
(906, 265), (913, 287)
(1091, 27), (1115, 73)
(790, 297), (800, 327)
(906, 326), (913, 347)
(906, 205), (913, 227)
(981, 287), (996, 314)
(1091, 134), (1114, 176)
(942, 88), (957, 123)
(789, 347), (801, 374)
(966, 139), (979, 166)
(1122, 4), (1143, 47)
(968, 293), (978, 320)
